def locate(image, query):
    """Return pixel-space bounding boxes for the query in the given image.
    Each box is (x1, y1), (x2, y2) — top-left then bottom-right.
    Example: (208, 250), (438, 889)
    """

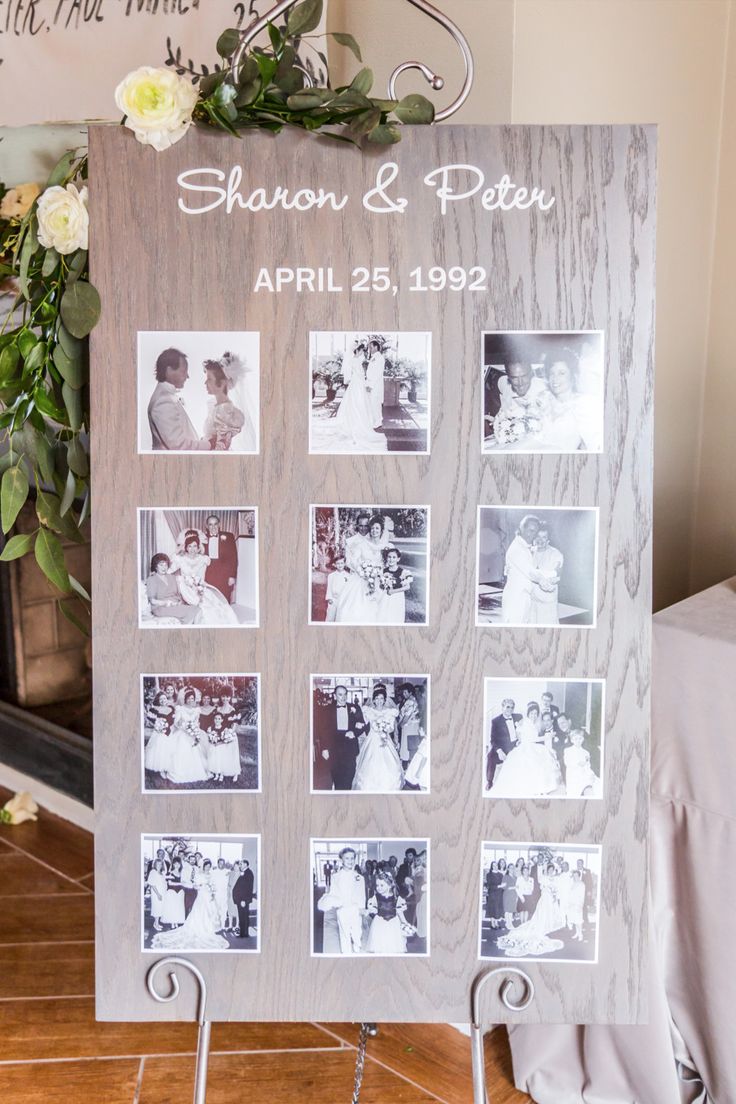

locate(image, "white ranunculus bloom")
(115, 66), (199, 152)
(1, 791), (39, 825)
(36, 183), (89, 255)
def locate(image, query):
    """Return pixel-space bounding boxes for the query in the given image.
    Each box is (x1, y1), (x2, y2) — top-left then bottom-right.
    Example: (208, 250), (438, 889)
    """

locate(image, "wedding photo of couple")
(312, 839), (429, 957)
(310, 505), (429, 626)
(481, 330), (604, 454)
(142, 833), (260, 954)
(311, 675), (430, 793)
(483, 677), (604, 799)
(137, 330), (260, 454)
(476, 506), (598, 627)
(309, 330), (431, 455)
(479, 841), (601, 964)
(138, 508), (259, 628)
(141, 674), (260, 794)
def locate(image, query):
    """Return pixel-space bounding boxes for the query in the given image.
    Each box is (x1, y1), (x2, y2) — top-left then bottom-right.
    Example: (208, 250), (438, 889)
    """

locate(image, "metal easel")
(470, 968), (535, 1104)
(146, 5), (478, 1102)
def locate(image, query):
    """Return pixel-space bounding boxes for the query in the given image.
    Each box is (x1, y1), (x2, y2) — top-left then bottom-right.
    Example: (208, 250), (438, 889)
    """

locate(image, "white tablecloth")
(507, 578), (736, 1104)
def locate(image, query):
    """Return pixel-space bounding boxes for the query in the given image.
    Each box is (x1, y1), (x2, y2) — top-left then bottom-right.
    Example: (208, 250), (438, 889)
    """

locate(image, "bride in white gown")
(171, 529), (239, 626)
(352, 687), (403, 792)
(334, 515), (392, 625)
(151, 860), (229, 951)
(313, 342), (387, 453)
(491, 711), (561, 797)
(496, 865), (566, 958)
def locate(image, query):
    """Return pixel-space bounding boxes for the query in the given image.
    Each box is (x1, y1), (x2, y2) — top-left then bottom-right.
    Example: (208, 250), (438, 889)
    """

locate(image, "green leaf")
(286, 0), (323, 37)
(42, 247), (60, 278)
(77, 489), (90, 528)
(60, 280), (101, 339)
(68, 573), (91, 602)
(0, 344), (20, 384)
(66, 436), (89, 478)
(17, 329), (38, 358)
(59, 466), (77, 516)
(267, 21), (282, 52)
(274, 45), (303, 93)
(53, 343), (84, 389)
(199, 70), (226, 98)
(366, 122), (402, 145)
(33, 385), (67, 423)
(237, 55), (260, 87)
(36, 489), (84, 543)
(34, 528), (71, 593)
(287, 89), (331, 111)
(57, 323), (83, 362)
(393, 93), (435, 125)
(235, 79), (262, 108)
(0, 532), (35, 562)
(331, 32), (362, 61)
(253, 50), (278, 86)
(62, 382), (83, 431)
(372, 98), (398, 113)
(65, 249), (87, 284)
(46, 150), (76, 188)
(18, 230), (35, 300)
(347, 107), (382, 137)
(58, 598), (90, 637)
(34, 431), (55, 486)
(216, 27), (241, 58)
(328, 89), (373, 114)
(1, 464), (30, 533)
(23, 341), (47, 374)
(350, 67), (373, 96)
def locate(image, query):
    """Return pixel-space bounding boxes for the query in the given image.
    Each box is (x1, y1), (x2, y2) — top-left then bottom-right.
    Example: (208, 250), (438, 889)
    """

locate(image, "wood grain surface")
(89, 124), (654, 1024)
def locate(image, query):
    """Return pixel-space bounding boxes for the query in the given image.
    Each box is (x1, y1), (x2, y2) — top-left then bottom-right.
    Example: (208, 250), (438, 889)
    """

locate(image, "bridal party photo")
(483, 677), (603, 799)
(312, 838), (429, 957)
(481, 330), (604, 454)
(310, 505), (429, 626)
(476, 506), (598, 627)
(141, 674), (260, 793)
(311, 675), (430, 793)
(138, 330), (260, 454)
(309, 330), (431, 454)
(479, 841), (601, 964)
(142, 833), (260, 954)
(138, 507), (259, 628)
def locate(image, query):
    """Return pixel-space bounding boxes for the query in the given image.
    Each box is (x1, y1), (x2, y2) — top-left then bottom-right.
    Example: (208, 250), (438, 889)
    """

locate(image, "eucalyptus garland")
(0, 0), (435, 630)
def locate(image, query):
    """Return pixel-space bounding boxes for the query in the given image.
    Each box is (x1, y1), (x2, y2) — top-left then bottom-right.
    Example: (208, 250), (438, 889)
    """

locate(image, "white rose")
(115, 66), (199, 152)
(36, 183), (89, 255)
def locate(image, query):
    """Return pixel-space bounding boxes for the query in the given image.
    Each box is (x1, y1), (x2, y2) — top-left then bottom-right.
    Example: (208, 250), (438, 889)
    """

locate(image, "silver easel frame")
(470, 968), (535, 1104)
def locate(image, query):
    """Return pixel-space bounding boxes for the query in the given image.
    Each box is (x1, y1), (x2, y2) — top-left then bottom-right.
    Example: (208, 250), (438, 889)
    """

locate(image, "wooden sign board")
(90, 123), (655, 1024)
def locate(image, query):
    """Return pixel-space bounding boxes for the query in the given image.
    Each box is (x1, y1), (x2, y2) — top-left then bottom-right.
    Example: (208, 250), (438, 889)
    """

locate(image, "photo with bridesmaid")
(476, 506), (598, 627)
(479, 841), (601, 964)
(310, 505), (429, 626)
(483, 678), (603, 799)
(309, 330), (431, 455)
(141, 674), (260, 793)
(138, 507), (259, 628)
(138, 330), (260, 454)
(481, 330), (604, 454)
(312, 838), (429, 957)
(311, 675), (430, 794)
(142, 834), (260, 953)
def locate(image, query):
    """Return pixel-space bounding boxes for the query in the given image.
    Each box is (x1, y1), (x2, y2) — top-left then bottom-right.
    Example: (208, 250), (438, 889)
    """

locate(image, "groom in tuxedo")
(147, 348), (210, 451)
(233, 860), (255, 938)
(318, 685), (366, 790)
(203, 515), (238, 602)
(486, 698), (522, 788)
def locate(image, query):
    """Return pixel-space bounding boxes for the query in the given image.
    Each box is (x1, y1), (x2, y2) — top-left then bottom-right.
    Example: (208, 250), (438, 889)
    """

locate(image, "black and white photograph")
(476, 506), (598, 627)
(309, 331), (431, 454)
(483, 678), (604, 799)
(138, 331), (260, 454)
(310, 505), (429, 626)
(138, 508), (259, 628)
(141, 674), (260, 794)
(481, 331), (604, 453)
(142, 834), (260, 953)
(479, 841), (601, 964)
(311, 839), (429, 957)
(311, 675), (430, 793)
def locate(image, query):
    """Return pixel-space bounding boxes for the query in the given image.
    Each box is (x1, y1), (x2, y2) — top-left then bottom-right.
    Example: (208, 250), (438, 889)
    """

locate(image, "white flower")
(1, 791), (39, 825)
(36, 184), (89, 255)
(0, 182), (41, 220)
(115, 66), (198, 152)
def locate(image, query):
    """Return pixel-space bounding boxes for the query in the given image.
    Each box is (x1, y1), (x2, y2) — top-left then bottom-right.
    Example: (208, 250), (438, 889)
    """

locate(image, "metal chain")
(351, 1023), (372, 1103)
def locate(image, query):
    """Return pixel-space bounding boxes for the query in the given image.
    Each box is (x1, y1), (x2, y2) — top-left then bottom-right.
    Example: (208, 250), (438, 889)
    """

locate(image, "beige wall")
(330, 0), (735, 611)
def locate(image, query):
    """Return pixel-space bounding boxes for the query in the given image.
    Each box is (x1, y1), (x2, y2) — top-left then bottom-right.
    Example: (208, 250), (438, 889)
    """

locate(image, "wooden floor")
(0, 787), (531, 1103)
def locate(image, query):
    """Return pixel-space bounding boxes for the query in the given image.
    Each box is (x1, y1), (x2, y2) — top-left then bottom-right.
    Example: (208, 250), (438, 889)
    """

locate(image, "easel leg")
(470, 968), (535, 1104)
(194, 1019), (212, 1104)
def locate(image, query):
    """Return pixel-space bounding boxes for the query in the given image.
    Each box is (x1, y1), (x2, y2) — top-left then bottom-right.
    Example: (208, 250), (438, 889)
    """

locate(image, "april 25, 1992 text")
(253, 265), (489, 294)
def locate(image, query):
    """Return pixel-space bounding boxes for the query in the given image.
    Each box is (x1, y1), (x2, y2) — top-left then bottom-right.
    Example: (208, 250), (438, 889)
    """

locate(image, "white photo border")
(309, 836), (431, 959)
(141, 832), (262, 954)
(308, 672), (432, 796)
(474, 504), (600, 630)
(139, 672), (263, 796)
(481, 676), (605, 802)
